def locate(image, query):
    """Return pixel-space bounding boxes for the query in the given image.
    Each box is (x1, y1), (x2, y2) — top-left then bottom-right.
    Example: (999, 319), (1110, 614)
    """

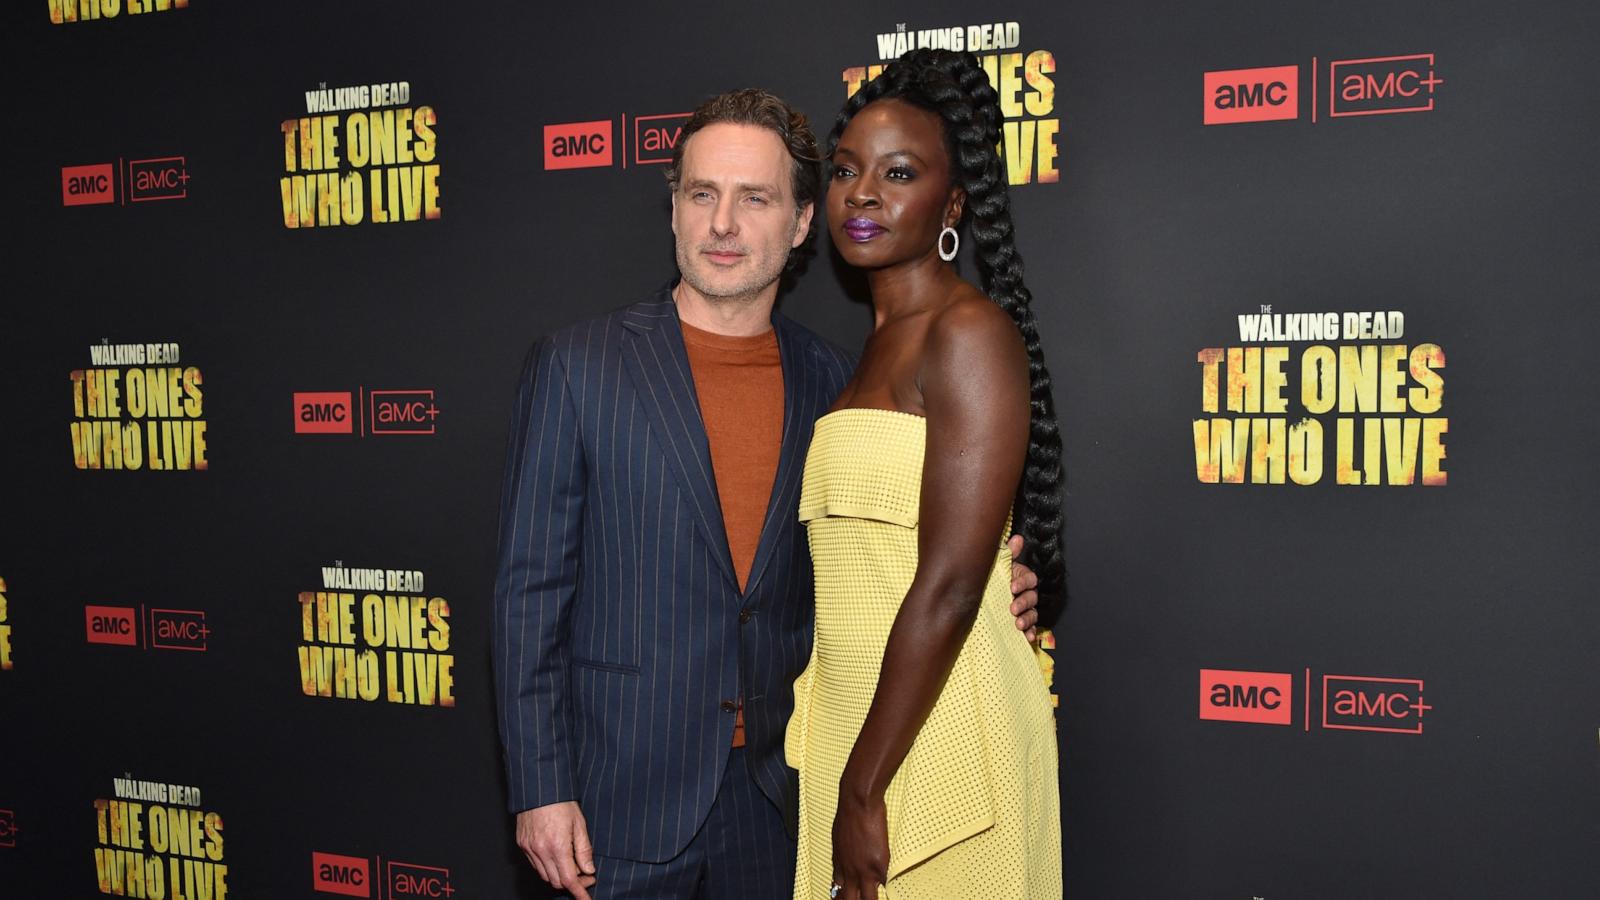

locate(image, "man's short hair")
(665, 89), (821, 270)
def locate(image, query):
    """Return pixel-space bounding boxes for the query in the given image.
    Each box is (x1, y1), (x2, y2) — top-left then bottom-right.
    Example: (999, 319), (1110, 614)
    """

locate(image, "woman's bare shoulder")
(925, 288), (1024, 364)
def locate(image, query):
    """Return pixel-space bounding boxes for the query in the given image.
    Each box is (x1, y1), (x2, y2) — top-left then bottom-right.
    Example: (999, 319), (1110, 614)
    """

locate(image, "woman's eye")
(887, 166), (915, 181)
(831, 166), (855, 179)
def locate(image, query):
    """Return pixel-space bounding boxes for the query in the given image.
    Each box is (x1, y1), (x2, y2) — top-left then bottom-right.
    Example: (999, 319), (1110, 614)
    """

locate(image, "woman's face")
(827, 98), (964, 270)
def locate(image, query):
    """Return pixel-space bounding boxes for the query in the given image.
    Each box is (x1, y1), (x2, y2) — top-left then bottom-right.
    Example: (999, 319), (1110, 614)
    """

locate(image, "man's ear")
(792, 200), (816, 248)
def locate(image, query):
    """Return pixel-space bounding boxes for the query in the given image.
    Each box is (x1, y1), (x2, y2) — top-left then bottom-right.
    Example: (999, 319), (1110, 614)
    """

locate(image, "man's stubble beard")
(674, 226), (796, 306)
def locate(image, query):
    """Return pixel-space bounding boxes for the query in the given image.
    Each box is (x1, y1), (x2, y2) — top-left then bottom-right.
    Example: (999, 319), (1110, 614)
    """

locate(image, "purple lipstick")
(842, 217), (885, 242)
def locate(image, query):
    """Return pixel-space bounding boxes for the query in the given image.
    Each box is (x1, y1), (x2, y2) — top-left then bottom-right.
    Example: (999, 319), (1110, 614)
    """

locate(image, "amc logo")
(1198, 668), (1292, 725)
(85, 606), (137, 647)
(370, 390), (439, 436)
(0, 809), (17, 848)
(295, 389), (439, 437)
(128, 156), (189, 202)
(388, 861), (454, 898)
(313, 851), (370, 897)
(545, 120), (613, 170)
(62, 163), (116, 206)
(1203, 65), (1299, 125)
(296, 392), (354, 434)
(62, 156), (189, 205)
(150, 608), (208, 652)
(1322, 674), (1430, 734)
(1330, 54), (1442, 117)
(85, 605), (210, 651)
(635, 113), (690, 165)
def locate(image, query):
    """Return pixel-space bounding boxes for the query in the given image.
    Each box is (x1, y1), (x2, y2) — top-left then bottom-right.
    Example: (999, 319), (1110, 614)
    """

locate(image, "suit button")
(739, 608), (753, 624)
(720, 700), (738, 713)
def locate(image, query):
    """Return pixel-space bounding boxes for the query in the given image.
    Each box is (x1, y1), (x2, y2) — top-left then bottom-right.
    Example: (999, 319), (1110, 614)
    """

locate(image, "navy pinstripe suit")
(493, 284), (855, 869)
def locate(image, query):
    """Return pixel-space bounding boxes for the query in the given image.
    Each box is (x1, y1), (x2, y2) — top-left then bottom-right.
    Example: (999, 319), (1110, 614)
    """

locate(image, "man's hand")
(1008, 534), (1041, 642)
(515, 801), (596, 900)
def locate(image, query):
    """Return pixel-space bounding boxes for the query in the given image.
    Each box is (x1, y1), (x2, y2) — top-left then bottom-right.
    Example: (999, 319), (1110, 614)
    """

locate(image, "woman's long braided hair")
(830, 47), (1065, 601)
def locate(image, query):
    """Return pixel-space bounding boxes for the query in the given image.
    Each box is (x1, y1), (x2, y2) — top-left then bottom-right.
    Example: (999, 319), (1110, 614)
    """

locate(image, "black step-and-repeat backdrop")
(4, 1), (1597, 898)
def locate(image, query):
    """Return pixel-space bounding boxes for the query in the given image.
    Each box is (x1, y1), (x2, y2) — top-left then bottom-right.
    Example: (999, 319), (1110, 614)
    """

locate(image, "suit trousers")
(581, 747), (796, 900)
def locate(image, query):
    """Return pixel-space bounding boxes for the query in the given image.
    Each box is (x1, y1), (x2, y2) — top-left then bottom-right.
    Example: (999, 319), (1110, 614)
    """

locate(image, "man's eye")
(747, 195), (769, 205)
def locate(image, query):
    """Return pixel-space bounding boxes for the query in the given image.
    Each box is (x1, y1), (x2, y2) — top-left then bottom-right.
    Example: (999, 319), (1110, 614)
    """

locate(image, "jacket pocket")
(570, 656), (640, 676)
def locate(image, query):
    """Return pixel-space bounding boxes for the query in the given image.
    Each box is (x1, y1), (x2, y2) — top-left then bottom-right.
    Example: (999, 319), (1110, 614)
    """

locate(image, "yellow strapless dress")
(786, 408), (1061, 899)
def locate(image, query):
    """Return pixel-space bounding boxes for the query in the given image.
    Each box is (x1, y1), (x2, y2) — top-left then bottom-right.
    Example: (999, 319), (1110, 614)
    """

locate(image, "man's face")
(671, 123), (814, 304)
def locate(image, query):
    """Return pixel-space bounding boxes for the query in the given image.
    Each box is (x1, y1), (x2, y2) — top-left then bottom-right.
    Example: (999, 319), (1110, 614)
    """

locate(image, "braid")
(829, 49), (1067, 602)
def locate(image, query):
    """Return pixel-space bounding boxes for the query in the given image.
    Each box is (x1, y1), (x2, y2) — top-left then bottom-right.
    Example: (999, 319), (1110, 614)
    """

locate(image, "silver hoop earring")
(938, 226), (959, 261)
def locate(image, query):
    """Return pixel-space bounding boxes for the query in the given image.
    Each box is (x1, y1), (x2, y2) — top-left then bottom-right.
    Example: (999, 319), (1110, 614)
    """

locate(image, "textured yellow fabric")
(786, 408), (1061, 899)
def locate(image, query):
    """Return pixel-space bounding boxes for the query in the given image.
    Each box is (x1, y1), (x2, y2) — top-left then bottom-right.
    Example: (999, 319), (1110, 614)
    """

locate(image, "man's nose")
(710, 194), (739, 236)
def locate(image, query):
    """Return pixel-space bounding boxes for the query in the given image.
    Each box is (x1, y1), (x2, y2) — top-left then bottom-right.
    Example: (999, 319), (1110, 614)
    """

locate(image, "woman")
(785, 49), (1065, 900)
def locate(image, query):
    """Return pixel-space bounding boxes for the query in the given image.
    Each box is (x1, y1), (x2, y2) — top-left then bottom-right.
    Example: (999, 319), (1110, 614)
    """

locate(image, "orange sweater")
(681, 319), (785, 748)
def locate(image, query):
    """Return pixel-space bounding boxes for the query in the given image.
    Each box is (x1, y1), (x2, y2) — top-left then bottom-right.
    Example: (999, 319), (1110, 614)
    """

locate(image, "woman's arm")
(830, 296), (1030, 900)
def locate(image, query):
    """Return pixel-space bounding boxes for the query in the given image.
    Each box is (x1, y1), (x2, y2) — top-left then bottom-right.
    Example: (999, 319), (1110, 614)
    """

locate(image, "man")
(492, 89), (1041, 900)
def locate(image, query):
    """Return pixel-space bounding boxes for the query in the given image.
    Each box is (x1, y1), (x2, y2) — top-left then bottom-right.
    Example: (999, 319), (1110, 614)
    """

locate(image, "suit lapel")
(742, 313), (818, 598)
(620, 295), (741, 593)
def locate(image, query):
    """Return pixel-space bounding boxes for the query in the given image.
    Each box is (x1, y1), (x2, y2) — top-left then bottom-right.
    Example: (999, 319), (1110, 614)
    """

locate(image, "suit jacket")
(492, 284), (855, 863)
